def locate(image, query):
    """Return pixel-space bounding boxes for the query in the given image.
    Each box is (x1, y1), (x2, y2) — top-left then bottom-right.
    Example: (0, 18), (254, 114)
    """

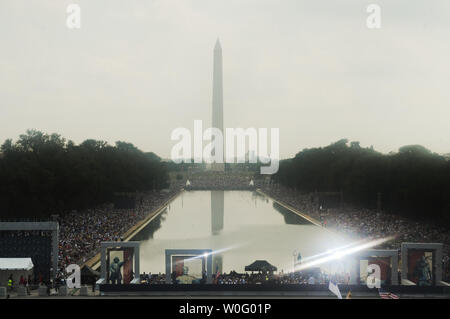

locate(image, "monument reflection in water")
(132, 191), (353, 275)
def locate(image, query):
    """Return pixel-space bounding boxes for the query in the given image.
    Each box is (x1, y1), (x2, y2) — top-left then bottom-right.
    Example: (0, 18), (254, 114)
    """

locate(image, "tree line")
(0, 130), (169, 218)
(274, 139), (450, 225)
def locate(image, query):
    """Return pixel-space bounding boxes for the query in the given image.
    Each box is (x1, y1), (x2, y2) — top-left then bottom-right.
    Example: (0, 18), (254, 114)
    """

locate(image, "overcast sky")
(1, 0), (449, 159)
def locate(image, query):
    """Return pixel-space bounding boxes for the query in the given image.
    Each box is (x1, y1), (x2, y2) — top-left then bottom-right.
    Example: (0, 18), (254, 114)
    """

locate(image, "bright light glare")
(294, 236), (395, 272)
(300, 239), (368, 263)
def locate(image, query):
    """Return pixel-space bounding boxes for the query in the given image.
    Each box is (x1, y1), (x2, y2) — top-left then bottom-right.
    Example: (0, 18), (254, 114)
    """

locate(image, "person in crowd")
(7, 274), (13, 292)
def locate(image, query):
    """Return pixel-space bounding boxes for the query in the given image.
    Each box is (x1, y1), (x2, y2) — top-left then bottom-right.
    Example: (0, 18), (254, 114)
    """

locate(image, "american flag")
(378, 289), (399, 299)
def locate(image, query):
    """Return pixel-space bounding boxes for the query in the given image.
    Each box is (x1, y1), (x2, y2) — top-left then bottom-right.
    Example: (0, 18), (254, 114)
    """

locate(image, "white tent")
(0, 258), (33, 271)
(0, 258), (34, 288)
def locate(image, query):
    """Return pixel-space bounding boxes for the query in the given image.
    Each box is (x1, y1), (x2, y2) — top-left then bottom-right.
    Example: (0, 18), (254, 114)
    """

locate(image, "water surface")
(132, 190), (352, 275)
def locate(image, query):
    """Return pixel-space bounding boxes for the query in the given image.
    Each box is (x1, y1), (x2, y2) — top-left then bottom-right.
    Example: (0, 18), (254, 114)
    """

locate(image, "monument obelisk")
(210, 41), (225, 272)
(211, 39), (225, 171)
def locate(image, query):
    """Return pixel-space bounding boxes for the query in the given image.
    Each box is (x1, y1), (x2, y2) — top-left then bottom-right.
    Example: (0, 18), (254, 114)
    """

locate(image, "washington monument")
(211, 38), (225, 171)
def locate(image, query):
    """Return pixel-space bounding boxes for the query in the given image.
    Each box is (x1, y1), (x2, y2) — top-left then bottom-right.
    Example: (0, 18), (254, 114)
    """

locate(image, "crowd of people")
(138, 269), (350, 286)
(139, 272), (166, 284)
(261, 184), (450, 282)
(57, 189), (180, 277)
(180, 172), (261, 190)
(213, 270), (334, 285)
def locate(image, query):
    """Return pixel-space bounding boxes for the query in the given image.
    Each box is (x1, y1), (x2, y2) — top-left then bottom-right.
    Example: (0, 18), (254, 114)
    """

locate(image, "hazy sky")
(1, 0), (449, 159)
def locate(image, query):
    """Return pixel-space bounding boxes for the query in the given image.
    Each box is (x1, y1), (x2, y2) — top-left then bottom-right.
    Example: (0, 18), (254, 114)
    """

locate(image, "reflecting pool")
(132, 190), (353, 275)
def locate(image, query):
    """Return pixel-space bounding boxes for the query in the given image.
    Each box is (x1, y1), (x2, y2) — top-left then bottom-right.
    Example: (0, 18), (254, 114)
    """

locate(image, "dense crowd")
(140, 272), (166, 284)
(57, 189), (180, 276)
(261, 184), (450, 282)
(213, 270), (334, 285)
(181, 172), (261, 190)
(138, 269), (350, 285)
